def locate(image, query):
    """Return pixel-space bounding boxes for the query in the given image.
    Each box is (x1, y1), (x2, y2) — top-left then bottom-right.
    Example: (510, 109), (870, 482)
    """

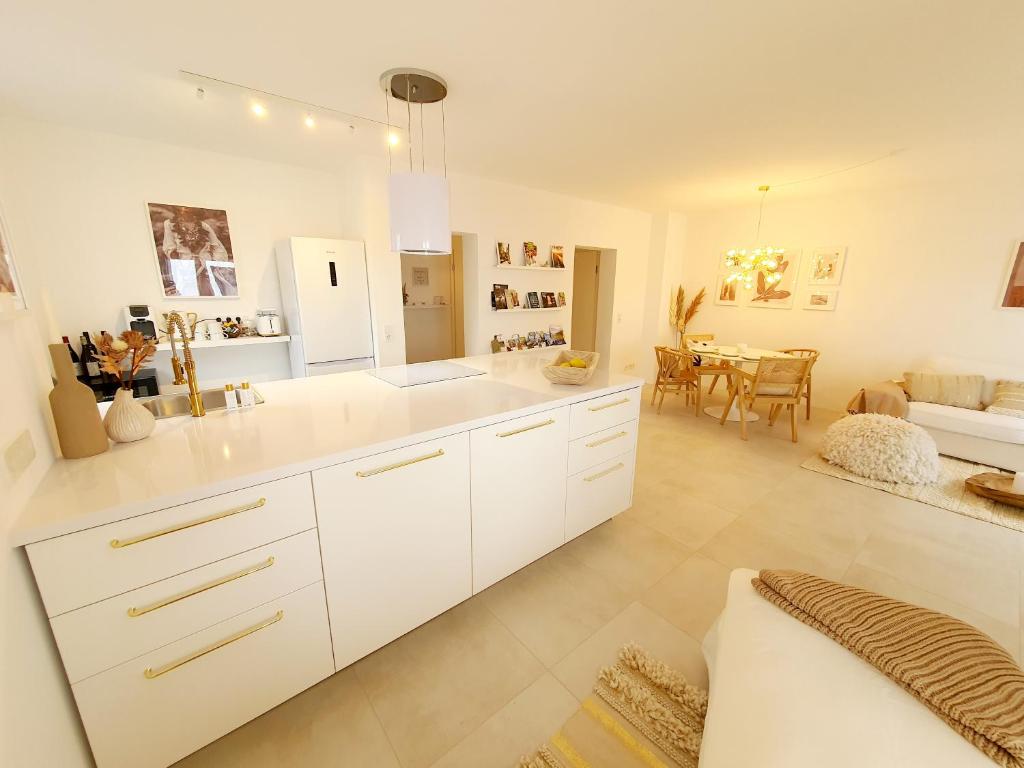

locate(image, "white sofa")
(905, 356), (1024, 472)
(699, 569), (993, 767)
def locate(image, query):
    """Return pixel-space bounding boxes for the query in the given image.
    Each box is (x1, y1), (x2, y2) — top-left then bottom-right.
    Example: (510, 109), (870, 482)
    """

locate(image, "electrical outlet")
(4, 429), (36, 481)
(383, 325), (394, 342)
(623, 362), (636, 372)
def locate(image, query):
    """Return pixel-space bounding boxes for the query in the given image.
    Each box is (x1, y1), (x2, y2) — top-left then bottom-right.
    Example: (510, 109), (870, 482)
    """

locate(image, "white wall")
(0, 311), (92, 767)
(680, 179), (1024, 409)
(401, 252), (453, 363)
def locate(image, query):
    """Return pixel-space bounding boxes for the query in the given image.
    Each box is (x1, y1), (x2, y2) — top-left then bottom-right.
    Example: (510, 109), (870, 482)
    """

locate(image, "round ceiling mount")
(379, 68), (447, 104)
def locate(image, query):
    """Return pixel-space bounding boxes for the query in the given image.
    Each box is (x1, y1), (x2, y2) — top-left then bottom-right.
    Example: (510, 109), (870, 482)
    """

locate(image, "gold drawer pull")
(144, 610), (284, 680)
(110, 498), (267, 548)
(128, 557), (275, 617)
(588, 397), (630, 412)
(584, 463), (625, 482)
(497, 418), (555, 438)
(356, 449), (445, 477)
(586, 431), (628, 448)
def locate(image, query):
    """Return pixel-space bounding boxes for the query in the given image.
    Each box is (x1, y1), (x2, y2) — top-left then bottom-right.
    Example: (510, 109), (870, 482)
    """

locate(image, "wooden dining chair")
(777, 348), (820, 420)
(682, 333), (730, 395)
(652, 346), (700, 415)
(718, 357), (814, 441)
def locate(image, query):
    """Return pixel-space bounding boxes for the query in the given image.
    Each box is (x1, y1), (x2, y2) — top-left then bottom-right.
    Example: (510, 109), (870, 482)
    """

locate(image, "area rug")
(801, 453), (1024, 533)
(519, 644), (707, 768)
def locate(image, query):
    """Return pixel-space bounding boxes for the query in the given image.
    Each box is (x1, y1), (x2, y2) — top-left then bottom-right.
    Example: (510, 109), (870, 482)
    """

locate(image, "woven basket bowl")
(542, 350), (600, 385)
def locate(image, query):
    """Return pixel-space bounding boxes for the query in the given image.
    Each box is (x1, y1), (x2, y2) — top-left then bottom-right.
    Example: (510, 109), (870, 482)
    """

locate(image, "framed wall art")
(714, 275), (740, 306)
(1000, 241), (1024, 309)
(807, 246), (846, 285)
(147, 202), (238, 298)
(0, 207), (25, 310)
(747, 250), (801, 309)
(802, 287), (839, 311)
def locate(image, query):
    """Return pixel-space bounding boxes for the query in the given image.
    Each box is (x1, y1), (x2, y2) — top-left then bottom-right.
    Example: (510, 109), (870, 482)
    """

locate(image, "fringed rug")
(519, 644), (707, 768)
(801, 453), (1024, 534)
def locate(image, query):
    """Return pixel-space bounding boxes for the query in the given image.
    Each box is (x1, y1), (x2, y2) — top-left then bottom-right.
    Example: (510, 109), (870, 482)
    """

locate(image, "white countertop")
(14, 350), (642, 546)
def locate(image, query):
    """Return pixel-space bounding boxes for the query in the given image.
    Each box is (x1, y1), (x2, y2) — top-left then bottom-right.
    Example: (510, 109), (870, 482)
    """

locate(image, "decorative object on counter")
(122, 304), (158, 340)
(542, 349), (599, 385)
(94, 330), (158, 443)
(238, 380), (256, 408)
(0, 207), (25, 311)
(550, 245), (565, 268)
(47, 344), (109, 459)
(524, 241), (538, 265)
(667, 285), (706, 346)
(224, 383), (238, 410)
(807, 246), (847, 285)
(527, 291), (540, 308)
(497, 241), (511, 265)
(148, 202), (238, 298)
(1001, 241), (1024, 309)
(412, 266), (429, 286)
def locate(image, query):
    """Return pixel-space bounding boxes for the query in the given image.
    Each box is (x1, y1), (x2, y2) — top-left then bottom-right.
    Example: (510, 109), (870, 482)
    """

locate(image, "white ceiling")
(2, 1), (1023, 211)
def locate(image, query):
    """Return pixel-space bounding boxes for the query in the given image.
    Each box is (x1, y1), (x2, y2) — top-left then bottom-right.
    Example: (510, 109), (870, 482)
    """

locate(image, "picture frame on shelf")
(497, 241), (511, 265)
(147, 202), (239, 299)
(508, 288), (520, 308)
(556, 291), (566, 306)
(807, 246), (846, 285)
(523, 241), (538, 266)
(540, 291), (556, 308)
(526, 291), (540, 308)
(802, 287), (839, 311)
(1000, 241), (1024, 309)
(492, 284), (509, 310)
(549, 325), (566, 345)
(0, 206), (26, 311)
(550, 245), (565, 268)
(714, 275), (740, 306)
(412, 266), (430, 286)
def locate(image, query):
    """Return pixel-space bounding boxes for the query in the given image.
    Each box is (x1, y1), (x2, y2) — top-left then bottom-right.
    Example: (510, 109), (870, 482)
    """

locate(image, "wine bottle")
(80, 332), (101, 378)
(62, 336), (84, 377)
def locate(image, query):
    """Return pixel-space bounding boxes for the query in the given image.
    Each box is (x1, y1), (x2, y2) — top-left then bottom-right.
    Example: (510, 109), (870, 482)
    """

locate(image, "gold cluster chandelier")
(725, 185), (784, 289)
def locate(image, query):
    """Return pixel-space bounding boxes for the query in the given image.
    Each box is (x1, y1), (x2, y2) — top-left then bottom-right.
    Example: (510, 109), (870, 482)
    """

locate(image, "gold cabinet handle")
(586, 430), (628, 448)
(144, 610), (284, 679)
(497, 419), (555, 438)
(356, 449), (445, 477)
(588, 397), (630, 412)
(584, 463), (625, 482)
(128, 557), (275, 618)
(110, 498), (267, 548)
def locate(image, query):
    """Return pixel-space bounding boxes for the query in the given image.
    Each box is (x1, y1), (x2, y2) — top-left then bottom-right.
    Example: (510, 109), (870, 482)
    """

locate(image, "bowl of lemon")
(542, 350), (600, 385)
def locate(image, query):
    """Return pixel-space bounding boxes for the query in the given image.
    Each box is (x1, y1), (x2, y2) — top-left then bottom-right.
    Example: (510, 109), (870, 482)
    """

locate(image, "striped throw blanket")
(754, 570), (1024, 767)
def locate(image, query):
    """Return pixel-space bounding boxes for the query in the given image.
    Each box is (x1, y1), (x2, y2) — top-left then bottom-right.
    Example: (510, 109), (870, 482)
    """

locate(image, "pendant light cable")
(384, 87), (392, 174)
(405, 76), (413, 172)
(755, 185), (769, 242)
(420, 103), (425, 173)
(441, 99), (447, 178)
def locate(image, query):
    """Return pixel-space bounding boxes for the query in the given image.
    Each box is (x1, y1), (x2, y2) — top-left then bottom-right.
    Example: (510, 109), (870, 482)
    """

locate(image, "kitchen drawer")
(51, 529), (324, 684)
(565, 450), (636, 542)
(569, 387), (641, 439)
(314, 433), (472, 670)
(471, 406), (570, 592)
(567, 419), (638, 476)
(73, 580), (334, 768)
(28, 473), (315, 618)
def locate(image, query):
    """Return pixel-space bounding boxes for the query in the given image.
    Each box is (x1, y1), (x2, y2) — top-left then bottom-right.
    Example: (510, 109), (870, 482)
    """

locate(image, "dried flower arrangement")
(94, 331), (157, 390)
(667, 286), (706, 346)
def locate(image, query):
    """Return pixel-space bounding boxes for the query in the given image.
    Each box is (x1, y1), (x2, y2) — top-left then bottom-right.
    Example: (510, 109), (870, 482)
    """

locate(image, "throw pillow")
(903, 371), (985, 410)
(986, 380), (1024, 419)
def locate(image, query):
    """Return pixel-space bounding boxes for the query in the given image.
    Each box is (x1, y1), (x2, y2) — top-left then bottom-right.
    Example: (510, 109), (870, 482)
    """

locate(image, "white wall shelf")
(155, 335), (291, 352)
(403, 305), (450, 310)
(494, 265), (569, 272)
(491, 307), (565, 314)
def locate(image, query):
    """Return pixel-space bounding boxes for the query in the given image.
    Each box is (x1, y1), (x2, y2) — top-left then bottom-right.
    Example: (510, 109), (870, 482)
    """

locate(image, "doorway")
(571, 248), (601, 351)
(401, 234), (466, 363)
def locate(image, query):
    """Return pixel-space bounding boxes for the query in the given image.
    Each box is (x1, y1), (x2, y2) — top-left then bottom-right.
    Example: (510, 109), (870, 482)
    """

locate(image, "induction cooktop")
(367, 360), (486, 388)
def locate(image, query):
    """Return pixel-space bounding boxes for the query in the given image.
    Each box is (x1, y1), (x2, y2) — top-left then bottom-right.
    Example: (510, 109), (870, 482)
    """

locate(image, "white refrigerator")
(276, 237), (376, 377)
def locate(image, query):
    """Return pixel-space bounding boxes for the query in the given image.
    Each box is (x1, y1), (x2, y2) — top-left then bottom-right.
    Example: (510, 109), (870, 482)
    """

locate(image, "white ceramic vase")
(104, 387), (155, 443)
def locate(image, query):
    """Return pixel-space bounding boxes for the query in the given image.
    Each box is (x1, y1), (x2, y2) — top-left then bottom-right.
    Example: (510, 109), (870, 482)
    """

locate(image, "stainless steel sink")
(139, 388), (264, 419)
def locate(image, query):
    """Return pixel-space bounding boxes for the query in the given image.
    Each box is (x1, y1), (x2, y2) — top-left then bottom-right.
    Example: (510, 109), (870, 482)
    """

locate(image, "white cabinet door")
(313, 434), (472, 670)
(290, 238), (374, 364)
(470, 407), (570, 592)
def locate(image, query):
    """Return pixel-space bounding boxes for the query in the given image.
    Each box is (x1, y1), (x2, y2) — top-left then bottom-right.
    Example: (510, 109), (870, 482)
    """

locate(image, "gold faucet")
(166, 311), (205, 417)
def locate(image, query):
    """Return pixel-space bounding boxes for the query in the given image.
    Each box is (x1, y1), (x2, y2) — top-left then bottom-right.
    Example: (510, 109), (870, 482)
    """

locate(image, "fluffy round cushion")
(821, 414), (940, 484)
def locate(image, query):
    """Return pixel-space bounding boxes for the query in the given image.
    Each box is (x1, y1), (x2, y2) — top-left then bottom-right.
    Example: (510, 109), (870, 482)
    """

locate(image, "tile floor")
(177, 387), (1024, 768)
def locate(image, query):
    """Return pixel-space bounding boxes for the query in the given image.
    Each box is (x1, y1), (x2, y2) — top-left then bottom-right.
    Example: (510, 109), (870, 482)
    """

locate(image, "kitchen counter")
(14, 350), (642, 546)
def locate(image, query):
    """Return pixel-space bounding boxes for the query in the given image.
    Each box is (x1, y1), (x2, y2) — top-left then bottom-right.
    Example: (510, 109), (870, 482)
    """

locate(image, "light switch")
(4, 429), (36, 481)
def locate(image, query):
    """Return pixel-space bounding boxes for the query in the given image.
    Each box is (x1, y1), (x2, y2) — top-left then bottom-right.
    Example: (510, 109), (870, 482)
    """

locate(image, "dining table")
(687, 344), (796, 422)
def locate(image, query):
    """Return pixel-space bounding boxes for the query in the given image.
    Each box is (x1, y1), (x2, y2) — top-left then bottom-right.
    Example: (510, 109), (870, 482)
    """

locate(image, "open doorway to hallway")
(571, 246), (616, 355)
(401, 234), (466, 363)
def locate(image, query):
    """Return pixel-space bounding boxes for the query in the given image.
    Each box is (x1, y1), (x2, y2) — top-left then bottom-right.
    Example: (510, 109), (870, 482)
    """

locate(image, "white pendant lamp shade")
(388, 172), (451, 255)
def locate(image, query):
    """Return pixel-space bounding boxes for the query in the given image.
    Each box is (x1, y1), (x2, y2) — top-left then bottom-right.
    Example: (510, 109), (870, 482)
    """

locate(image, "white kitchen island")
(14, 349), (643, 768)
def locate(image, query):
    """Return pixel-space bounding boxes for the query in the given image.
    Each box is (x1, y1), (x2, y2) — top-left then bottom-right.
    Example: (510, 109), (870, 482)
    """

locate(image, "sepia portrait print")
(148, 203), (238, 298)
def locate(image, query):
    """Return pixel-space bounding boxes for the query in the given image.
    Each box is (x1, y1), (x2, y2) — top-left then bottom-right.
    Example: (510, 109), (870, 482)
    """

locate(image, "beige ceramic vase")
(104, 387), (155, 443)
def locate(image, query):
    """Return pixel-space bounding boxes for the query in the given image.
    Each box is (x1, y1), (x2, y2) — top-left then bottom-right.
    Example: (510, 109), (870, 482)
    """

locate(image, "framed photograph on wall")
(802, 287), (839, 311)
(747, 250), (801, 309)
(807, 246), (846, 285)
(0, 207), (26, 310)
(714, 275), (740, 306)
(147, 202), (238, 298)
(1000, 241), (1024, 309)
